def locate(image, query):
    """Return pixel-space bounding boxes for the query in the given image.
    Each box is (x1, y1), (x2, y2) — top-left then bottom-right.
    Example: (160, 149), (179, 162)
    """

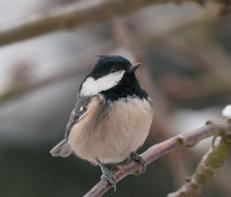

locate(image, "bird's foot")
(98, 162), (117, 191)
(130, 152), (147, 174)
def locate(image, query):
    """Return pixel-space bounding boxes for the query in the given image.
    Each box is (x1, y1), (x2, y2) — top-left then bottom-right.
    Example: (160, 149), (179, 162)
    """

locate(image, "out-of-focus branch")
(152, 16), (231, 102)
(0, 66), (87, 103)
(0, 0), (200, 47)
(0, 42), (113, 103)
(83, 119), (231, 197)
(167, 135), (231, 197)
(112, 17), (188, 186)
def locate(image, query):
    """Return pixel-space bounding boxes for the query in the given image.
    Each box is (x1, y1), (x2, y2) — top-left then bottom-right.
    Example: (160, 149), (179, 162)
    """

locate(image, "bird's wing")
(64, 95), (99, 138)
(50, 95), (100, 158)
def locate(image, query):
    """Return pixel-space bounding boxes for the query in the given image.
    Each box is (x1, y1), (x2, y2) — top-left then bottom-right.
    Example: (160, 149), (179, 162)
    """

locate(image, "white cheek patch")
(80, 71), (125, 96)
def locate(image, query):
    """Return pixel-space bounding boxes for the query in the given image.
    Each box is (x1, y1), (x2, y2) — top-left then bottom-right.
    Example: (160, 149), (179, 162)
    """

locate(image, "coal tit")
(50, 55), (153, 190)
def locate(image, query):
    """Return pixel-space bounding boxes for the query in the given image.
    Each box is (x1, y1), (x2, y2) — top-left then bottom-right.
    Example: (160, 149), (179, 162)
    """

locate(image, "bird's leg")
(98, 161), (117, 191)
(130, 152), (147, 174)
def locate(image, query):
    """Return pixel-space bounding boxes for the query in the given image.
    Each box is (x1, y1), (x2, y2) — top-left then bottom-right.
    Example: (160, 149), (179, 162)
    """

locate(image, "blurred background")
(0, 0), (230, 196)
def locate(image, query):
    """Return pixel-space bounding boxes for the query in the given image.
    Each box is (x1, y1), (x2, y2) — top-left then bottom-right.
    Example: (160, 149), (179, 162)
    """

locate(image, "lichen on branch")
(168, 135), (231, 197)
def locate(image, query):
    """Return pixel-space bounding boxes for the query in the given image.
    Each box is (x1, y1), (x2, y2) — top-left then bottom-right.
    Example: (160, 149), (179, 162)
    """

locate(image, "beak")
(129, 63), (142, 73)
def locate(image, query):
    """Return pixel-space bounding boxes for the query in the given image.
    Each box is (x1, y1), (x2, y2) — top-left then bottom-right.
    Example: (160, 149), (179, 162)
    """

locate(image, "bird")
(50, 55), (153, 190)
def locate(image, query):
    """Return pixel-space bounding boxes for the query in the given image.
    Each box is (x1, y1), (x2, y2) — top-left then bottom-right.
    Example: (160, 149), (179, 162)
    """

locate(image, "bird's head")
(80, 55), (141, 97)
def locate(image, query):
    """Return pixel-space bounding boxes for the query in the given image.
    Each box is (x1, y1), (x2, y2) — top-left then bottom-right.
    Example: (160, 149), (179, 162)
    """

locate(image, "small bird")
(50, 55), (153, 190)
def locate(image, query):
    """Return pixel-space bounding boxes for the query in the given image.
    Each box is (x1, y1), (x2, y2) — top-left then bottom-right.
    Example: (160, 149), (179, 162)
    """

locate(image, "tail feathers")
(50, 139), (73, 158)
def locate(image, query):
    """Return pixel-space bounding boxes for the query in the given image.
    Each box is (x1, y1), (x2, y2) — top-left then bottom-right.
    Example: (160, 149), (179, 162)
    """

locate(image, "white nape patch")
(222, 105), (231, 118)
(80, 71), (125, 96)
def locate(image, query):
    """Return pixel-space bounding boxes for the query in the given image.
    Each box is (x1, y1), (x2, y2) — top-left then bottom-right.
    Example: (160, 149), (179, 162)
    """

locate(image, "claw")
(98, 161), (117, 191)
(130, 152), (147, 174)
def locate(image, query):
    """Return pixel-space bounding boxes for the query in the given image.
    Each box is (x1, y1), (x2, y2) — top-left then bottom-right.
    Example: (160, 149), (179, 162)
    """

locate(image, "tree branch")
(83, 119), (231, 197)
(0, 0), (199, 47)
(167, 135), (231, 197)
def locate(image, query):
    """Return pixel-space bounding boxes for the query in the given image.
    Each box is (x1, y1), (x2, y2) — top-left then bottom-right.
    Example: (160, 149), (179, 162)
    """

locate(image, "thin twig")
(83, 119), (231, 197)
(167, 135), (231, 197)
(0, 0), (199, 47)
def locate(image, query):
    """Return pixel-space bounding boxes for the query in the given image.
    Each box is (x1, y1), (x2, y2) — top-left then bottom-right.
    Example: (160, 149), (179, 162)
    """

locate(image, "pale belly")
(68, 97), (153, 165)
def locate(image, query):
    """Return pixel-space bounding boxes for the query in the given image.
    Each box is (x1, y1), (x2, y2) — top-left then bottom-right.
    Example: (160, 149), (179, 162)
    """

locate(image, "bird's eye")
(111, 68), (117, 73)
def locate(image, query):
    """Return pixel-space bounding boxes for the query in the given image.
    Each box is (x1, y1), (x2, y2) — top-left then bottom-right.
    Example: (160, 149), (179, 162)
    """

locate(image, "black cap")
(90, 55), (132, 79)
